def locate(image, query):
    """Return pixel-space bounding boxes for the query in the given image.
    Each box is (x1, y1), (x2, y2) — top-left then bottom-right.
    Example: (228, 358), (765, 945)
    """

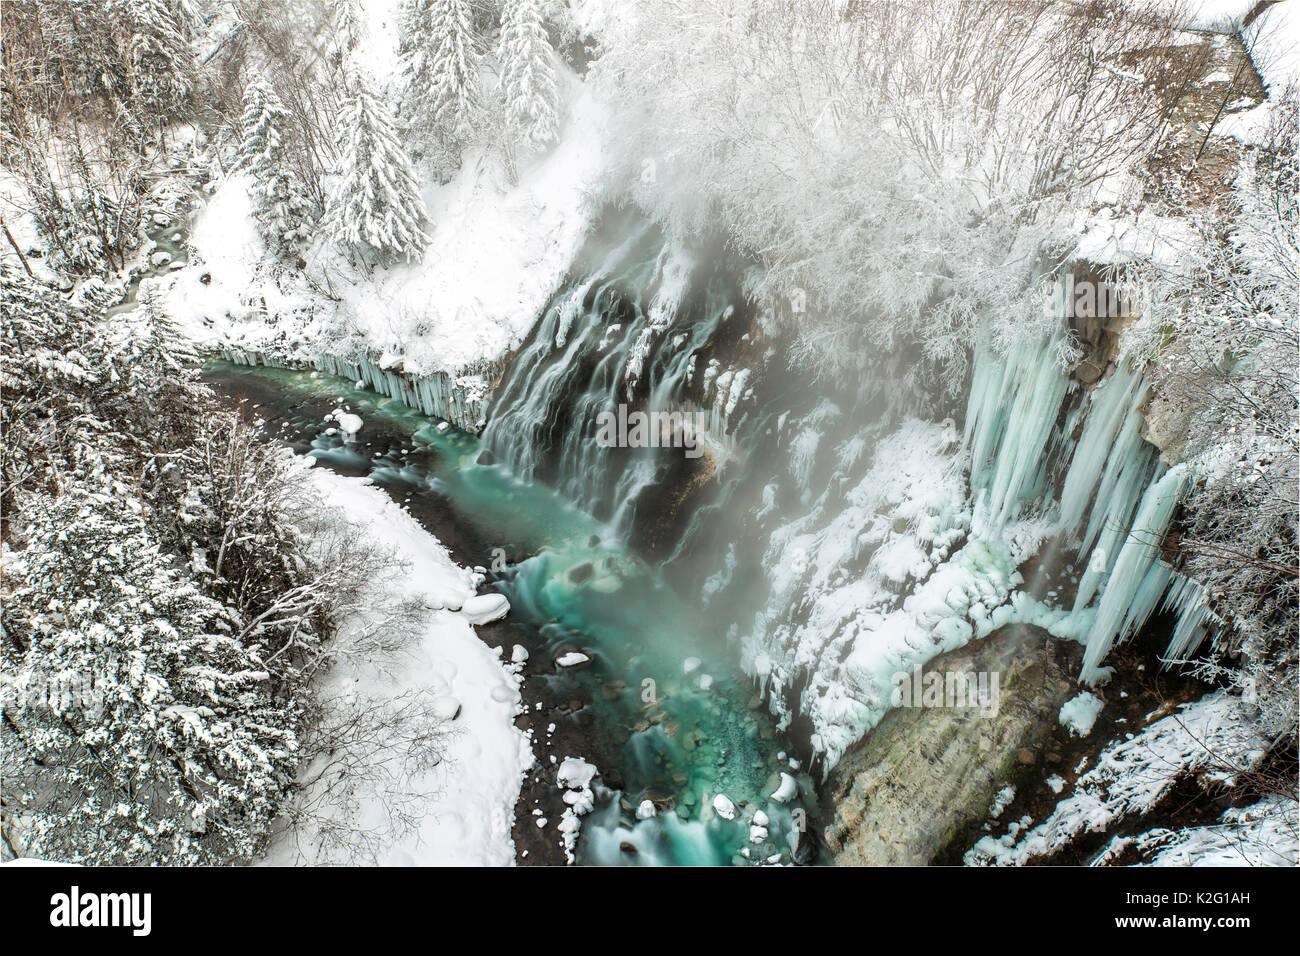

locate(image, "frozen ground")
(264, 465), (532, 866)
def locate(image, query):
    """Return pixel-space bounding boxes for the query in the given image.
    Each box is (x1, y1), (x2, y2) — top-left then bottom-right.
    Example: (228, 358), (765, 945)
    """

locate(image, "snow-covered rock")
(461, 593), (510, 624)
(711, 793), (738, 820)
(1059, 692), (1104, 737)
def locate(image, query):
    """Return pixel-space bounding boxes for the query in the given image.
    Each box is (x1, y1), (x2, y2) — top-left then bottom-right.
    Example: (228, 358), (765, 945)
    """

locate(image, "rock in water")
(712, 793), (738, 820)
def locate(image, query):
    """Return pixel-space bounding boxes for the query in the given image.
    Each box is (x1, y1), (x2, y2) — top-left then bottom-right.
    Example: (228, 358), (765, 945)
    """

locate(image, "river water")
(204, 359), (822, 866)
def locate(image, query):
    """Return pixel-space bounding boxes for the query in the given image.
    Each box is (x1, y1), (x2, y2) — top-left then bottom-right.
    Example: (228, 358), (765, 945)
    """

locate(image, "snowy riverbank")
(264, 465), (532, 866)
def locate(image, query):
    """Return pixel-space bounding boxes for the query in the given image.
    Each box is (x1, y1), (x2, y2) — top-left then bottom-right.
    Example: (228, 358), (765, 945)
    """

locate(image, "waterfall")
(482, 219), (754, 539)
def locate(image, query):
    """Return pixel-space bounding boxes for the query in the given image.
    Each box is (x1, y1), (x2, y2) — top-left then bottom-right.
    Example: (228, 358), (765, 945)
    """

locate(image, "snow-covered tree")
(326, 78), (431, 264)
(1129, 89), (1299, 741)
(237, 77), (317, 260)
(121, 0), (195, 122)
(498, 0), (559, 154)
(400, 0), (481, 151)
(2, 490), (301, 865)
(333, 0), (365, 54)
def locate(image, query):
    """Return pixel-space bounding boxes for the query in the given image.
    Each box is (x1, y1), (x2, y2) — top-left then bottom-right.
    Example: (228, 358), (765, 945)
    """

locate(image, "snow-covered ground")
(1244, 0), (1300, 94)
(1106, 797), (1299, 866)
(264, 465), (532, 866)
(966, 690), (1272, 865)
(159, 0), (608, 383)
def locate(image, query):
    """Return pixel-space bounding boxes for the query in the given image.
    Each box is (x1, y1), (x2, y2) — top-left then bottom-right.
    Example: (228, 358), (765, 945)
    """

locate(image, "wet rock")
(1017, 748), (1036, 765)
(569, 562), (594, 585)
(619, 841), (638, 855)
(792, 826), (821, 866)
(476, 448), (496, 466)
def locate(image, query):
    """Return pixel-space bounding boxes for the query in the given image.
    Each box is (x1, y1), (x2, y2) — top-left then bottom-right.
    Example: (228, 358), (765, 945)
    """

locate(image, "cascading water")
(482, 214), (758, 545)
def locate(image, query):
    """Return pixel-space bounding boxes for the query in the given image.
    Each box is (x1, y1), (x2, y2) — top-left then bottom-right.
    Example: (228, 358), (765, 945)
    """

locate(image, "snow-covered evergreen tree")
(400, 0), (481, 150)
(237, 78), (317, 260)
(498, 0), (559, 153)
(333, 0), (365, 54)
(326, 78), (431, 264)
(3, 490), (301, 865)
(121, 0), (194, 121)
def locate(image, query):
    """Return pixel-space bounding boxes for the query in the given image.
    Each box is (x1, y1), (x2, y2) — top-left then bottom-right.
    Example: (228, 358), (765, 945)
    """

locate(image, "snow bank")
(1244, 1), (1300, 95)
(461, 592), (510, 624)
(333, 83), (608, 377)
(165, 80), (607, 385)
(265, 468), (532, 866)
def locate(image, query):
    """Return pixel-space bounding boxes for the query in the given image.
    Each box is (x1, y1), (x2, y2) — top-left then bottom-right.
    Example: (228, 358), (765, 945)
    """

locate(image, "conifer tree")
(237, 78), (317, 260)
(498, 0), (559, 153)
(121, 0), (194, 122)
(400, 0), (481, 149)
(326, 78), (431, 264)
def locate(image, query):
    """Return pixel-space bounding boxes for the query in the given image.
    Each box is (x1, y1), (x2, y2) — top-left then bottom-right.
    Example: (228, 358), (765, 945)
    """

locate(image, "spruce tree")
(498, 0), (559, 153)
(400, 0), (481, 148)
(121, 0), (194, 122)
(237, 78), (316, 260)
(334, 0), (365, 55)
(327, 78), (431, 264)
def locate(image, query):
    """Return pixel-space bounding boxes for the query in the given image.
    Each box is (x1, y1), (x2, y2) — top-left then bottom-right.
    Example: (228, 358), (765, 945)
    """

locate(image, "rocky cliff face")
(824, 624), (1078, 866)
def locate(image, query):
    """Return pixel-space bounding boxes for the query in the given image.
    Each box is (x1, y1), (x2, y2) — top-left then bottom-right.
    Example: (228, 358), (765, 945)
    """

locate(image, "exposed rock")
(1142, 388), (1192, 465)
(824, 624), (1076, 866)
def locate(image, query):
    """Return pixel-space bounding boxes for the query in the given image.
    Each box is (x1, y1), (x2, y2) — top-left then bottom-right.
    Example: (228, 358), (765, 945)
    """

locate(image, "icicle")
(1080, 464), (1189, 683)
(963, 335), (1071, 535)
(1161, 574), (1218, 663)
(1058, 362), (1153, 545)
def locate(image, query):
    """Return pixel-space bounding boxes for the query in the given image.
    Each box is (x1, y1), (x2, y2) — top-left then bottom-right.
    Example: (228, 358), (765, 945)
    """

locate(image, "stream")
(204, 359), (822, 866)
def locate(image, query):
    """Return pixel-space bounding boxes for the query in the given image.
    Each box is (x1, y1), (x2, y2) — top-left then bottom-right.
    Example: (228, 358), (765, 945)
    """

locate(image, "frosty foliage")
(123, 0), (196, 122)
(4, 490), (297, 865)
(583, 0), (1192, 384)
(1126, 87), (1299, 741)
(0, 267), (421, 863)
